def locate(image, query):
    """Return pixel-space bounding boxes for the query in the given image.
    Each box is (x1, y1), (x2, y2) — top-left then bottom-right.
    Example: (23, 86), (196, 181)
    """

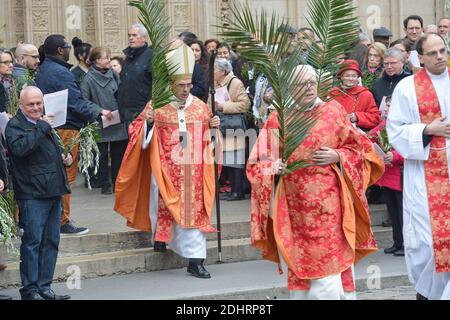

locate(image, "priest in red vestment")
(247, 65), (384, 299)
(114, 43), (220, 278)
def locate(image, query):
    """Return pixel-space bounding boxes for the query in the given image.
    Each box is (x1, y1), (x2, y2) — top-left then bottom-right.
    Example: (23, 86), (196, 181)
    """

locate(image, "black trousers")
(382, 187), (403, 248)
(97, 140), (128, 189)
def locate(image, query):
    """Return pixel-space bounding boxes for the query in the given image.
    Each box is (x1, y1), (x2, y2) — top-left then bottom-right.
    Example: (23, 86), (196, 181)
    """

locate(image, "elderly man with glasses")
(371, 47), (412, 108)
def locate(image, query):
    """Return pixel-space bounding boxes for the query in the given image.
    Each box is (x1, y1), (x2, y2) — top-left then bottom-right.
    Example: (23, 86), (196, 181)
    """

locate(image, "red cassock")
(114, 96), (218, 240)
(247, 100), (384, 291)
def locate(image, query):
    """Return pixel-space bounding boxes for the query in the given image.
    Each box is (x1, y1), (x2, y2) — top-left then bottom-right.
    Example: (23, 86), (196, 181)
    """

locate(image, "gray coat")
(80, 67), (128, 142)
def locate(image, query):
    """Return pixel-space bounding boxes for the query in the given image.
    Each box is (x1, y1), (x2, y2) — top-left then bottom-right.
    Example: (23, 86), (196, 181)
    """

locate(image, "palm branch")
(129, 0), (177, 109)
(306, 0), (359, 98)
(220, 0), (358, 174)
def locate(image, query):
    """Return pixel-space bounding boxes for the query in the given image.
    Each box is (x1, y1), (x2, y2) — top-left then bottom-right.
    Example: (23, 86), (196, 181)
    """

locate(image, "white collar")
(426, 68), (449, 81)
(173, 94), (193, 110)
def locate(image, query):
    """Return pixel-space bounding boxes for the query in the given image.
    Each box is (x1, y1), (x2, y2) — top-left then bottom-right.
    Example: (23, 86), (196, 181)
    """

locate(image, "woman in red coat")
(368, 96), (404, 256)
(329, 59), (381, 131)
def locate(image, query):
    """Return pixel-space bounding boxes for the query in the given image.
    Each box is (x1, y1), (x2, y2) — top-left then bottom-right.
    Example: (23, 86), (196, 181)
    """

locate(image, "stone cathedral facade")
(0, 0), (448, 58)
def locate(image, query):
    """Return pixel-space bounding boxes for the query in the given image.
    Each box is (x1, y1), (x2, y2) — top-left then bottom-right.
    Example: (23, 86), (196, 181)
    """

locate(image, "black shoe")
(187, 259), (211, 279)
(394, 248), (405, 256)
(0, 294), (12, 300)
(384, 246), (400, 254)
(416, 292), (428, 300)
(101, 185), (113, 195)
(153, 241), (167, 253)
(21, 291), (45, 300)
(39, 289), (71, 300)
(60, 221), (89, 235)
(219, 192), (230, 200)
(226, 193), (245, 201)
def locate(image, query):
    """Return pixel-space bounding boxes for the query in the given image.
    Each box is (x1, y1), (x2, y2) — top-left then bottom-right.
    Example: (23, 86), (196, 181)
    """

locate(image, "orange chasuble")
(114, 96), (217, 240)
(247, 101), (382, 291)
(414, 68), (450, 272)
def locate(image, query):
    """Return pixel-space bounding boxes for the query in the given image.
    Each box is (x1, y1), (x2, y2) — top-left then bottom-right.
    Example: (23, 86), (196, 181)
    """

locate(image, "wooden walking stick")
(209, 49), (223, 262)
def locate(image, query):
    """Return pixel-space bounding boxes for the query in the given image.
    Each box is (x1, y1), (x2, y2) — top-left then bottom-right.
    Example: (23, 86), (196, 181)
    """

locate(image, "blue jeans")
(17, 197), (62, 296)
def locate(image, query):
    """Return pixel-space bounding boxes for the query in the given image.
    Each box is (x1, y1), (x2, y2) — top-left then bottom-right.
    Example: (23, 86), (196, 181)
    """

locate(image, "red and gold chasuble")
(247, 101), (382, 291)
(414, 68), (450, 272)
(114, 96), (217, 240)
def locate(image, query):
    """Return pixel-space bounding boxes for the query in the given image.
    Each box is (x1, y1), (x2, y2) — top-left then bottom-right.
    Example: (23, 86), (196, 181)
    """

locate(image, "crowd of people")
(0, 12), (449, 300)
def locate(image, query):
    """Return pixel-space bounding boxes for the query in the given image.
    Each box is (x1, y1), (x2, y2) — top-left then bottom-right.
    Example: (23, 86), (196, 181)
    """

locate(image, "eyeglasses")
(175, 83), (193, 89)
(0, 60), (13, 65)
(23, 54), (40, 59)
(60, 43), (72, 49)
(342, 74), (359, 79)
(299, 80), (317, 88)
(383, 61), (401, 67)
(423, 48), (447, 59)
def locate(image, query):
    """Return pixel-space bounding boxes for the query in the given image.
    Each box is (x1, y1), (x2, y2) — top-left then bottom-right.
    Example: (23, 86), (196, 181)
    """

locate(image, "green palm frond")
(221, 1), (358, 174)
(306, 0), (359, 99)
(129, 0), (177, 109)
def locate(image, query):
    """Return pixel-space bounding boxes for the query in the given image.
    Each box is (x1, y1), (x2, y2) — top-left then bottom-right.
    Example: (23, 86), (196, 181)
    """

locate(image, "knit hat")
(337, 59), (362, 78)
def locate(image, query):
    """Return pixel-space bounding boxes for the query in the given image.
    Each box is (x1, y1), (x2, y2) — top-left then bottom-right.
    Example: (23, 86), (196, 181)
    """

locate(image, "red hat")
(337, 59), (362, 78)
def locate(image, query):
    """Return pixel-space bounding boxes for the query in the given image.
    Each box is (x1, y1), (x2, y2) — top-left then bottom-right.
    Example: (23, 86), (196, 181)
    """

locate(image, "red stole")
(414, 68), (450, 272)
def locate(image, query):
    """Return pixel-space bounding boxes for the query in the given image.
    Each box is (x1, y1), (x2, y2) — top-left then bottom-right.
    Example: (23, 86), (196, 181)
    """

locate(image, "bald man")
(5, 86), (72, 300)
(13, 44), (40, 91)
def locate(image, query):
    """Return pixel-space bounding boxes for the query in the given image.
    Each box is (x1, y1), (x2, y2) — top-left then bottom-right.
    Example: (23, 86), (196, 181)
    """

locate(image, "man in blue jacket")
(6, 86), (72, 300)
(36, 34), (110, 235)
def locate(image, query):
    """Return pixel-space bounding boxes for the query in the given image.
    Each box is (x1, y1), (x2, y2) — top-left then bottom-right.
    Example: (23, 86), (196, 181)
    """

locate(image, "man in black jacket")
(117, 24), (153, 124)
(371, 47), (412, 108)
(5, 86), (72, 300)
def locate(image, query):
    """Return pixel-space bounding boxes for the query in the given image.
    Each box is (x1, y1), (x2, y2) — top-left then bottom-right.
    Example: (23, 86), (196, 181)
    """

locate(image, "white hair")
(19, 86), (43, 103)
(384, 47), (405, 63)
(129, 23), (148, 38)
(293, 64), (317, 79)
(215, 58), (233, 75)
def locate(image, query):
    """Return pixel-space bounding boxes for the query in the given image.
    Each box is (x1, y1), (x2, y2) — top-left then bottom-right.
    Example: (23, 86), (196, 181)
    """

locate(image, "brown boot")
(0, 263), (7, 271)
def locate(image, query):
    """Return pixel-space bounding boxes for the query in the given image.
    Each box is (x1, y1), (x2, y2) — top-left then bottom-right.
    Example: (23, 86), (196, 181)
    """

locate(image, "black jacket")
(0, 83), (7, 113)
(191, 64), (208, 102)
(0, 136), (8, 188)
(118, 44), (153, 123)
(35, 56), (100, 130)
(371, 71), (412, 106)
(5, 110), (70, 199)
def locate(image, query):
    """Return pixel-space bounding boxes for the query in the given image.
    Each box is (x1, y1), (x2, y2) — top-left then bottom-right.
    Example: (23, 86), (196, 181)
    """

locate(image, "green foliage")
(73, 122), (100, 190)
(362, 70), (377, 90)
(377, 127), (391, 153)
(7, 78), (20, 116)
(220, 0), (359, 174)
(129, 0), (177, 109)
(0, 190), (18, 255)
(52, 122), (100, 190)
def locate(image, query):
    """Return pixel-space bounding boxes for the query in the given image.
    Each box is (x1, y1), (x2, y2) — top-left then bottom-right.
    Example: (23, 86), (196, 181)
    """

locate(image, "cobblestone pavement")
(358, 286), (416, 300)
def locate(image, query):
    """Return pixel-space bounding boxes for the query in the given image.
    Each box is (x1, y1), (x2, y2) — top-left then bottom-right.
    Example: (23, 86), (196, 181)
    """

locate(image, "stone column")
(94, 0), (128, 56)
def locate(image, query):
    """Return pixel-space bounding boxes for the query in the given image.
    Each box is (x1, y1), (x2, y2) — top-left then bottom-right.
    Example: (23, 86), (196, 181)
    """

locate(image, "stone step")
(0, 237), (261, 289)
(0, 217), (392, 264)
(0, 220), (254, 263)
(0, 226), (394, 289)
(369, 204), (389, 226)
(0, 253), (410, 300)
